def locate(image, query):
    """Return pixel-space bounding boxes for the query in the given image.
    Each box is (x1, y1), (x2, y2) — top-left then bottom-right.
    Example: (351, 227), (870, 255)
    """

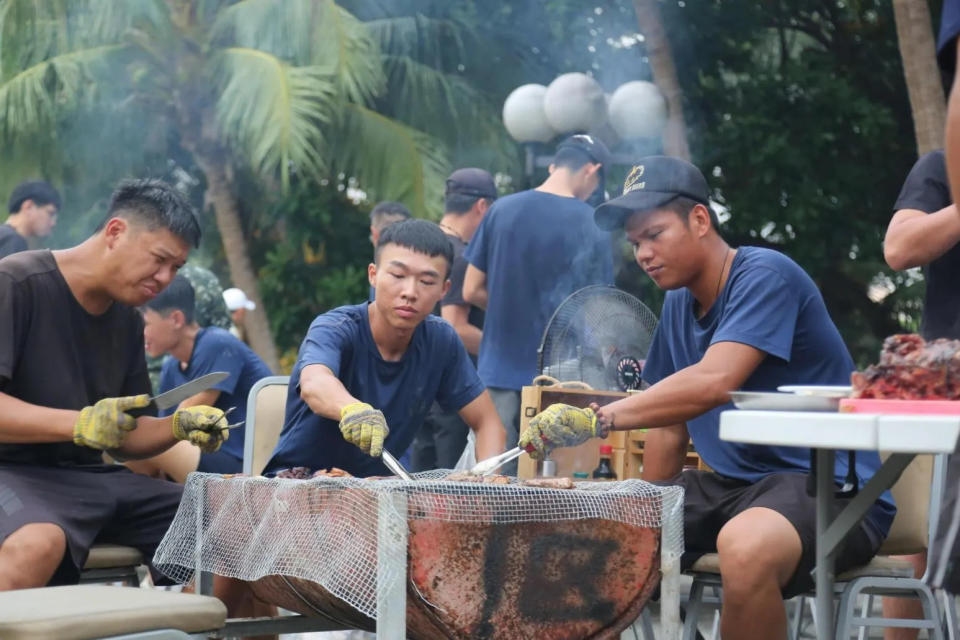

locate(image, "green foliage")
(254, 183), (372, 352)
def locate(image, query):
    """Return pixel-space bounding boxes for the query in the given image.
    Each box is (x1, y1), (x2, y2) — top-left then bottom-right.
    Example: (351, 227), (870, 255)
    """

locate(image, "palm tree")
(892, 0), (946, 155)
(0, 0), (468, 371)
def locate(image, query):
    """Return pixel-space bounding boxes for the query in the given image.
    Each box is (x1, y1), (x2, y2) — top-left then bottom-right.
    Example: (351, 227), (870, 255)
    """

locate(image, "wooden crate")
(517, 382), (703, 479)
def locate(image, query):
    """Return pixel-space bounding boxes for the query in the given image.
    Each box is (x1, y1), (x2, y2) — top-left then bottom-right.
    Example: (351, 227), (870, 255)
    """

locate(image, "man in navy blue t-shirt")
(462, 135), (613, 471)
(520, 156), (895, 640)
(126, 275), (273, 481)
(266, 220), (505, 478)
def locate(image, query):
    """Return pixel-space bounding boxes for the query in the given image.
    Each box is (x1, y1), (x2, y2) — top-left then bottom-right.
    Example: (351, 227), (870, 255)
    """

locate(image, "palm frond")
(0, 0), (167, 80)
(333, 103), (449, 218)
(365, 15), (468, 70)
(210, 0), (384, 104)
(0, 44), (128, 138)
(211, 47), (340, 188)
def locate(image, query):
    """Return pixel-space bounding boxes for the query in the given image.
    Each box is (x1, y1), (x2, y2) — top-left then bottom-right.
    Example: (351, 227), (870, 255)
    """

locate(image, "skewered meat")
(851, 334), (960, 399)
(444, 471), (512, 484)
(521, 477), (576, 489)
(276, 466), (354, 479)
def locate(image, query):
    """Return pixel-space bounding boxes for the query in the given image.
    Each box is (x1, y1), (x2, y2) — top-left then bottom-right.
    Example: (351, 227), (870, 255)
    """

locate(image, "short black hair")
(444, 193), (493, 215)
(375, 219), (453, 277)
(370, 201), (412, 229)
(143, 275), (196, 324)
(8, 180), (61, 213)
(552, 147), (596, 174)
(663, 196), (721, 232)
(99, 179), (201, 248)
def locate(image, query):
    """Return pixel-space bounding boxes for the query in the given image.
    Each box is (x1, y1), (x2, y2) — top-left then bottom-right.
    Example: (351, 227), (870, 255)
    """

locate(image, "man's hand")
(339, 402), (389, 456)
(172, 406), (228, 454)
(519, 404), (602, 459)
(73, 394), (151, 450)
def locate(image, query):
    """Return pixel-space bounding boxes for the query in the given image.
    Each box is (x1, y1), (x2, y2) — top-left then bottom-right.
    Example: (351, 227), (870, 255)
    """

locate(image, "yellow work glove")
(519, 403), (601, 460)
(172, 406), (228, 454)
(339, 402), (389, 457)
(73, 394), (151, 450)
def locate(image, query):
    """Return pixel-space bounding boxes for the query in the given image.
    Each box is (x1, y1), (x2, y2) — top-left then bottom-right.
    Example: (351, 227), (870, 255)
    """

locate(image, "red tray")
(839, 398), (960, 415)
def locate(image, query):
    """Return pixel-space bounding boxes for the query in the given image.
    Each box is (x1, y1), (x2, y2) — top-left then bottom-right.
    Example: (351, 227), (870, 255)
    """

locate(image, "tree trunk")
(194, 154), (281, 372)
(632, 0), (691, 161)
(893, 0), (946, 155)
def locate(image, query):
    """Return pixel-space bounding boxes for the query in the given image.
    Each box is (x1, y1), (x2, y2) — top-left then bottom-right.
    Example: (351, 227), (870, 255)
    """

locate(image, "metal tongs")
(382, 450), (414, 481)
(469, 446), (531, 476)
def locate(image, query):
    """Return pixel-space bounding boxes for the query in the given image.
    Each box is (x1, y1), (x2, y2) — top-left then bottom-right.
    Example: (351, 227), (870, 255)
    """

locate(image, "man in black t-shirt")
(884, 151), (960, 631)
(411, 169), (495, 471)
(0, 180), (242, 600)
(0, 181), (61, 260)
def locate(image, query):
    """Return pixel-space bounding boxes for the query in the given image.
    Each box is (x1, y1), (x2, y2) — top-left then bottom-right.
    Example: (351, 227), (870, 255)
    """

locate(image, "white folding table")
(719, 409), (960, 638)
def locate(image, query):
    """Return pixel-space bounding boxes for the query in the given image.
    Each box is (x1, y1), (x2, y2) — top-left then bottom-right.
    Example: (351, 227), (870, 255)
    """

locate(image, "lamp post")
(502, 74), (669, 187)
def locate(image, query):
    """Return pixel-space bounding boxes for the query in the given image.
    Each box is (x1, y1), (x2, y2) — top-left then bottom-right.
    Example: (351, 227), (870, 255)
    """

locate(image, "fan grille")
(538, 285), (658, 391)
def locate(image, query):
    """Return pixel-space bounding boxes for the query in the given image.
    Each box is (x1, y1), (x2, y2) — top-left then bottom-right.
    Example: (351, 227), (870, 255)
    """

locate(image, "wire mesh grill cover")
(154, 472), (684, 621)
(538, 285), (658, 391)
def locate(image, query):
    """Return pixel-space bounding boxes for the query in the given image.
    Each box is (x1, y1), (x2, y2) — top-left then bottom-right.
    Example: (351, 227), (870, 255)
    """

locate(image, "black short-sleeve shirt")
(441, 233), (484, 330)
(0, 224), (28, 261)
(893, 150), (960, 339)
(0, 250), (152, 466)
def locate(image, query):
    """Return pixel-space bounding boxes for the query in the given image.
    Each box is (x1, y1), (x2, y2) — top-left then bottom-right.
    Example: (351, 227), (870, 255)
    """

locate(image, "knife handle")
(127, 401), (159, 419)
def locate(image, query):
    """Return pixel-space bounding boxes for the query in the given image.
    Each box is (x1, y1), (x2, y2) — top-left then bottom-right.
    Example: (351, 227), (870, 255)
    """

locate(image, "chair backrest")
(242, 375), (290, 476)
(877, 453), (944, 555)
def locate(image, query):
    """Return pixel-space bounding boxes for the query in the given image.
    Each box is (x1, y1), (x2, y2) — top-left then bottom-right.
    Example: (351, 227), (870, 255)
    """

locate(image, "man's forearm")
(884, 207), (960, 270)
(300, 366), (359, 420)
(464, 286), (488, 311)
(455, 324), (482, 356)
(599, 365), (731, 431)
(0, 392), (76, 443)
(114, 417), (180, 459)
(474, 415), (506, 460)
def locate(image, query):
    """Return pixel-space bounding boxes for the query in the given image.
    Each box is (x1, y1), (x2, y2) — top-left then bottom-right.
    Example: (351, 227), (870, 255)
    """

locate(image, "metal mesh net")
(154, 471), (684, 620)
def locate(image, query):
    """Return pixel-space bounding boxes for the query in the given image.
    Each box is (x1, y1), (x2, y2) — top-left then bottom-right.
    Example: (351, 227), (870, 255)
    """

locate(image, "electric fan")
(537, 285), (659, 392)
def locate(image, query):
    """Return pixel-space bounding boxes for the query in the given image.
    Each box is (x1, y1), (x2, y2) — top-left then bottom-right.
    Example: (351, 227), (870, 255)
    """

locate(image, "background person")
(462, 134), (614, 473)
(223, 286), (256, 345)
(0, 180), (61, 260)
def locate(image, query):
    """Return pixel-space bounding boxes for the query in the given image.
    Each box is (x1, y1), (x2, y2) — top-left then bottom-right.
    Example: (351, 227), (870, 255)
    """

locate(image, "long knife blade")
(129, 371), (229, 417)
(382, 450), (413, 481)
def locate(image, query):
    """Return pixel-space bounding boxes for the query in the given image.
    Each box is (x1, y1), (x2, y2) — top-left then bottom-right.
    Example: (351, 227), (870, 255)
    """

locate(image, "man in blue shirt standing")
(520, 156), (894, 640)
(127, 275), (273, 481)
(462, 135), (614, 472)
(266, 220), (505, 477)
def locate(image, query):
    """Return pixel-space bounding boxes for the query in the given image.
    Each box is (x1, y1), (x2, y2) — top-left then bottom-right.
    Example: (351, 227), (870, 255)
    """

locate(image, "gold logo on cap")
(624, 165), (645, 194)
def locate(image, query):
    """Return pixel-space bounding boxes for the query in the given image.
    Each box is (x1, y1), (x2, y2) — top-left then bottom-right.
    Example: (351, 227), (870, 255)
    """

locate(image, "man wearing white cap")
(222, 287), (255, 345)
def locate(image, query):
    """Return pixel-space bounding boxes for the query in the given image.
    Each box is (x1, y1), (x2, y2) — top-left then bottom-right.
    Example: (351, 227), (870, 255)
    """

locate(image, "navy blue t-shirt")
(464, 190), (613, 391)
(158, 327), (272, 464)
(265, 303), (485, 477)
(642, 247), (895, 537)
(939, 0), (960, 73)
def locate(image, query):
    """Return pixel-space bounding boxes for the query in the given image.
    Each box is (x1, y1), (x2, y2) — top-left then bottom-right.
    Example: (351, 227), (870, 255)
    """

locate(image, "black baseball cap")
(445, 168), (497, 199)
(555, 134), (612, 169)
(594, 155), (710, 230)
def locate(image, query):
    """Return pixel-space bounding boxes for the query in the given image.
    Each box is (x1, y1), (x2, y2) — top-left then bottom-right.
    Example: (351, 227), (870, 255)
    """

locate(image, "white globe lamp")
(608, 81), (668, 140)
(502, 84), (557, 143)
(543, 72), (608, 134)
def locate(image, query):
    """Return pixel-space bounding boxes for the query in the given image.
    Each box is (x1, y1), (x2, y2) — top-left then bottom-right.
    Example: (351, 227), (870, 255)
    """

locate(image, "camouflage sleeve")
(180, 264), (234, 330)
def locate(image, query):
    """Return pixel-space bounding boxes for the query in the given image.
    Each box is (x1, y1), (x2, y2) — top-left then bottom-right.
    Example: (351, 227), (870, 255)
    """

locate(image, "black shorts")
(663, 470), (883, 598)
(0, 463), (183, 585)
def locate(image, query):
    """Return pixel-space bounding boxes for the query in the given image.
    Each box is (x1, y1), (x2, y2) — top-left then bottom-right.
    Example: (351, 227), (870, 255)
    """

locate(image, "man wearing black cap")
(462, 136), (614, 472)
(412, 168), (496, 470)
(519, 156), (894, 640)
(1, 181), (62, 260)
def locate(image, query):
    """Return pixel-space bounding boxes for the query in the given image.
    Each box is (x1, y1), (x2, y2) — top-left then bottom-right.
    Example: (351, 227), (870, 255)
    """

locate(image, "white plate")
(777, 385), (852, 398)
(730, 391), (841, 412)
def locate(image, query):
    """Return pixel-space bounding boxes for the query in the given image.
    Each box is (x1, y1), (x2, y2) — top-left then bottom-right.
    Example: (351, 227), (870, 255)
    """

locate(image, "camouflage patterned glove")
(519, 404), (601, 460)
(339, 402), (389, 457)
(172, 406), (228, 454)
(73, 394), (151, 450)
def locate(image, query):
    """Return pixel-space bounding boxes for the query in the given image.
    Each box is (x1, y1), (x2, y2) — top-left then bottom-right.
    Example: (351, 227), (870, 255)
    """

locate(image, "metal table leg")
(376, 491), (407, 639)
(815, 447), (836, 639)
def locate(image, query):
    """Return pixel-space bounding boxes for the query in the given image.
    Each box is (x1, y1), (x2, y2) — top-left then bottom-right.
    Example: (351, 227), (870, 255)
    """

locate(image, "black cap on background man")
(445, 168), (498, 201)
